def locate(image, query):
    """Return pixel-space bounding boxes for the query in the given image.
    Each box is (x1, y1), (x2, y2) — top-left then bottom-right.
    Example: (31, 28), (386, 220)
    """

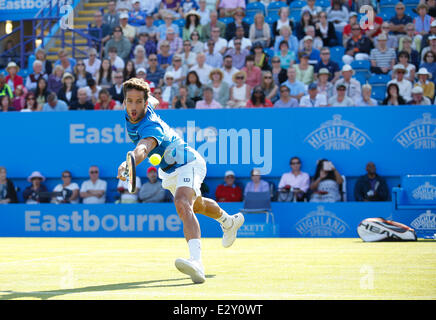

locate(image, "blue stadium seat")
(246, 2), (266, 17)
(368, 74), (391, 85)
(371, 85), (387, 102)
(402, 0), (419, 4)
(316, 0), (330, 8)
(351, 60), (370, 72)
(218, 17), (234, 24)
(267, 1), (287, 17)
(173, 18), (185, 28)
(330, 46), (345, 64)
(264, 47), (275, 58)
(289, 0), (306, 10)
(289, 10), (301, 23)
(153, 19), (165, 27)
(265, 15), (278, 25)
(355, 71), (369, 85)
(242, 16), (254, 25)
(379, 0), (396, 7)
(335, 31), (342, 45)
(378, 11), (395, 22)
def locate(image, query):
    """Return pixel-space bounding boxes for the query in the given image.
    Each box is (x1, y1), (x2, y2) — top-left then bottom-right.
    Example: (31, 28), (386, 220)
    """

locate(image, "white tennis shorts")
(158, 150), (207, 198)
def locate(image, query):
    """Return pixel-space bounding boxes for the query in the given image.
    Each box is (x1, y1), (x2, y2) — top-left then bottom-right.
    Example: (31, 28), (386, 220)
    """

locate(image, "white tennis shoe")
(221, 213), (244, 248)
(175, 258), (206, 284)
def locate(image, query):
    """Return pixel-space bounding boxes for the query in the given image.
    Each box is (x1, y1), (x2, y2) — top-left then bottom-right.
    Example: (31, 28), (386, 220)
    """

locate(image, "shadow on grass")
(0, 275), (216, 300)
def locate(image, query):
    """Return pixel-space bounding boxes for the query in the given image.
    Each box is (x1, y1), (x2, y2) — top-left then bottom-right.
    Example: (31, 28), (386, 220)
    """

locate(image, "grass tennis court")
(0, 238), (435, 300)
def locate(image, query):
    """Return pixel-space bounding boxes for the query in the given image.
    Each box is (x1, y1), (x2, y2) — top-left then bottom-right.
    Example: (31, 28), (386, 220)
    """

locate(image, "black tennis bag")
(357, 218), (417, 242)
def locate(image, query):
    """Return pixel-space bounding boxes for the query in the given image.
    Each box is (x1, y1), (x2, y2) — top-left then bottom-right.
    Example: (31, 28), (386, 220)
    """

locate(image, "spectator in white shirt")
(387, 64), (413, 102)
(80, 166), (107, 204)
(52, 170), (80, 204)
(189, 52), (214, 85)
(299, 83), (328, 107)
(117, 176), (142, 203)
(278, 156), (310, 202)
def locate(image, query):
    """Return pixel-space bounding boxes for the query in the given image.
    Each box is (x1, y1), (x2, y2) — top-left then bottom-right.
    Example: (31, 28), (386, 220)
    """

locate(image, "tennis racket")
(122, 151), (137, 193)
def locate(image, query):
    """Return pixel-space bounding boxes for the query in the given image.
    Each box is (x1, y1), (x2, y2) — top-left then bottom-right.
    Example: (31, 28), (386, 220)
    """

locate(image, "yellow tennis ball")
(149, 153), (162, 166)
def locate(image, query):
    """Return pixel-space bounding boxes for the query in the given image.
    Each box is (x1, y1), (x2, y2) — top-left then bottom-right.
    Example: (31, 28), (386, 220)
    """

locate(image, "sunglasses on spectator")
(272, 60), (280, 62)
(291, 162), (301, 165)
(280, 89), (289, 93)
(62, 175), (71, 178)
(236, 76), (244, 79)
(27, 97), (35, 100)
(90, 171), (98, 174)
(149, 58), (157, 61)
(264, 76), (272, 79)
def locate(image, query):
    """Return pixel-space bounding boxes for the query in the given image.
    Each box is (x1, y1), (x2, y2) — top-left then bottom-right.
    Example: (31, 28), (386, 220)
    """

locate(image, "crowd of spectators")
(1, 0), (435, 110)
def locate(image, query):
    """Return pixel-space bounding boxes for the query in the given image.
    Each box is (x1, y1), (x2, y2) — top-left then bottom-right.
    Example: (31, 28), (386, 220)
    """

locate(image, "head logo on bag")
(357, 218), (417, 242)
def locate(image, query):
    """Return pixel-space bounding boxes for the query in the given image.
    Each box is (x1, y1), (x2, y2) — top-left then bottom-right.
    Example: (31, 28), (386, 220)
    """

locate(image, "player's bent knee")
(174, 197), (194, 220)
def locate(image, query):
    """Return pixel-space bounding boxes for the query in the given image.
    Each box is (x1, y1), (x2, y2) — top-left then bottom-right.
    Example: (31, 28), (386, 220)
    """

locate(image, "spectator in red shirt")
(5, 61), (23, 95)
(215, 170), (243, 202)
(246, 85), (273, 108)
(241, 55), (262, 88)
(94, 88), (117, 110)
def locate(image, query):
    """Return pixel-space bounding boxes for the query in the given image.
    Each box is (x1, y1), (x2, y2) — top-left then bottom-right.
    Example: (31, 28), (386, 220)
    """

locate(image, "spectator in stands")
(420, 20), (436, 51)
(272, 7), (294, 39)
(363, 10), (384, 42)
(95, 88), (118, 110)
(242, 55), (262, 88)
(189, 52), (213, 85)
(295, 10), (315, 41)
(274, 25), (299, 55)
(314, 47), (340, 83)
(310, 159), (344, 203)
(328, 83), (354, 106)
(123, 60), (136, 81)
(208, 68), (229, 107)
(88, 11), (112, 52)
(0, 73), (13, 98)
(47, 65), (65, 96)
(261, 71), (279, 103)
(137, 21), (158, 47)
(218, 0), (245, 17)
(246, 85), (273, 108)
(52, 170), (80, 204)
(104, 27), (132, 61)
(108, 72), (125, 104)
(356, 84), (378, 106)
(54, 49), (76, 74)
(195, 85), (222, 109)
(153, 87), (170, 109)
(300, 35), (321, 66)
(399, 36), (420, 70)
(397, 50), (416, 82)
(189, 30), (204, 54)
(96, 58), (113, 90)
(141, 0), (160, 16)
(215, 170), (242, 202)
(23, 171), (50, 204)
(315, 11), (338, 47)
(420, 51), (436, 84)
(34, 48), (52, 76)
(173, 85), (196, 108)
(228, 26), (252, 52)
(42, 92), (68, 111)
(58, 72), (78, 106)
(70, 87), (94, 110)
(0, 95), (14, 112)
(274, 85), (299, 108)
(25, 60), (47, 92)
(227, 71), (249, 108)
(389, 3), (413, 37)
(343, 25), (373, 65)
(300, 25), (323, 51)
(34, 78), (51, 109)
(382, 82), (406, 105)
(107, 47), (126, 71)
(139, 167), (168, 203)
(83, 48), (101, 79)
(208, 27), (228, 55)
(283, 66), (306, 102)
(197, 0), (210, 25)
(249, 13), (271, 48)
(128, 0), (147, 27)
(183, 10), (203, 41)
(160, 27), (184, 56)
(409, 85), (432, 105)
(421, 35), (436, 62)
(5, 61), (23, 94)
(275, 40), (295, 70)
(225, 7), (250, 41)
(104, 1), (120, 30)
(157, 40), (174, 70)
(146, 53), (165, 88)
(161, 72), (179, 108)
(205, 40), (224, 68)
(119, 11), (136, 43)
(342, 12), (359, 46)
(370, 33), (397, 74)
(300, 82), (328, 107)
(181, 40), (197, 69)
(84, 78), (101, 105)
(278, 156), (310, 202)
(131, 46), (147, 71)
(388, 64), (413, 102)
(244, 168), (270, 197)
(415, 67), (435, 101)
(12, 85), (27, 111)
(0, 166), (17, 204)
(158, 12), (181, 39)
(414, 3), (434, 35)
(295, 52), (314, 86)
(335, 64), (362, 101)
(80, 166), (107, 204)
(21, 92), (40, 112)
(373, 23), (398, 50)
(166, 54), (189, 85)
(202, 10), (226, 41)
(158, 0), (182, 19)
(270, 57), (288, 86)
(326, 0), (349, 33)
(302, 0), (322, 21)
(117, 173), (142, 204)
(225, 38), (250, 70)
(354, 162), (389, 202)
(73, 60), (93, 89)
(186, 70), (203, 103)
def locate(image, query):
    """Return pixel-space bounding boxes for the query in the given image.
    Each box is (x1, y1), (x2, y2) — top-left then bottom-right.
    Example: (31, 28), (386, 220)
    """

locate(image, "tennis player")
(117, 78), (244, 284)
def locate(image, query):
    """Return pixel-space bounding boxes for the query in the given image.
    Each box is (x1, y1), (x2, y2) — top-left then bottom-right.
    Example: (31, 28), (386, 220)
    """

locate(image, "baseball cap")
(308, 83), (317, 90)
(225, 170), (235, 177)
(137, 67), (146, 74)
(336, 82), (346, 89)
(303, 35), (313, 42)
(378, 33), (388, 41)
(119, 12), (128, 19)
(251, 169), (261, 176)
(431, 20), (436, 27)
(147, 167), (157, 174)
(411, 86), (423, 94)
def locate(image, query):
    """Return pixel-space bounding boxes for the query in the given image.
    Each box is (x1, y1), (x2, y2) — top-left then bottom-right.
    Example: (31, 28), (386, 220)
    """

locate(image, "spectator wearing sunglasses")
(80, 166), (107, 204)
(52, 170), (80, 204)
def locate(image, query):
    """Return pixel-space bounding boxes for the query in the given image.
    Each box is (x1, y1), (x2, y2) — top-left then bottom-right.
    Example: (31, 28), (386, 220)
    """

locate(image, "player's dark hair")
(122, 77), (150, 101)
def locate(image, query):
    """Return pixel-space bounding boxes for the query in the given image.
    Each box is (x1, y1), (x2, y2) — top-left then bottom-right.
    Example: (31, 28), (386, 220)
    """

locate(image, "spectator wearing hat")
(147, 53), (165, 88)
(208, 68), (229, 107)
(373, 23), (398, 51)
(244, 168), (270, 197)
(295, 52), (314, 86)
(388, 64), (413, 101)
(47, 66), (64, 96)
(273, 85), (299, 108)
(225, 7), (250, 41)
(195, 86), (223, 109)
(104, 27), (132, 61)
(420, 20), (436, 51)
(300, 35), (321, 66)
(23, 171), (50, 204)
(299, 25), (323, 52)
(382, 82), (406, 105)
(80, 165), (107, 204)
(408, 86), (432, 105)
(42, 92), (68, 111)
(300, 83), (328, 107)
(0, 166), (18, 204)
(335, 64), (362, 101)
(119, 11), (136, 43)
(396, 50), (416, 83)
(420, 34), (436, 62)
(215, 170), (243, 202)
(369, 33), (397, 74)
(282, 66), (307, 102)
(328, 83), (355, 106)
(414, 67), (435, 101)
(315, 11), (338, 47)
(183, 10), (203, 41)
(5, 61), (24, 94)
(356, 84), (378, 106)
(414, 3), (434, 36)
(57, 72), (78, 106)
(389, 3), (414, 37)
(278, 156), (310, 202)
(315, 68), (335, 98)
(314, 47), (340, 83)
(70, 87), (95, 110)
(139, 167), (168, 203)
(205, 40), (224, 68)
(343, 25), (374, 65)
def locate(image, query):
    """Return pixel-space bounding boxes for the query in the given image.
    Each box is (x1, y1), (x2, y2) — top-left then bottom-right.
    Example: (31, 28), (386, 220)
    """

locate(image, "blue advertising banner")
(0, 107), (434, 181)
(0, 202), (393, 238)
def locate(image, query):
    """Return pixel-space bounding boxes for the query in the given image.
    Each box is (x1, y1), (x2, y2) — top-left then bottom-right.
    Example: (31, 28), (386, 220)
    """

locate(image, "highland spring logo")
(393, 113), (436, 149)
(412, 182), (436, 201)
(410, 210), (436, 233)
(295, 206), (350, 237)
(304, 114), (372, 150)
